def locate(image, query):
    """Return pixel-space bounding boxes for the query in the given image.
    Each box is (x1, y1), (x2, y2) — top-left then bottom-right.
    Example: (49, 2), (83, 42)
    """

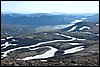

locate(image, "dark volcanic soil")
(1, 54), (99, 66)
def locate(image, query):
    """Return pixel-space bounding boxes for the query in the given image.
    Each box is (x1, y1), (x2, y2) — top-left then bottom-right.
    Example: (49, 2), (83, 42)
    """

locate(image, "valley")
(1, 13), (99, 66)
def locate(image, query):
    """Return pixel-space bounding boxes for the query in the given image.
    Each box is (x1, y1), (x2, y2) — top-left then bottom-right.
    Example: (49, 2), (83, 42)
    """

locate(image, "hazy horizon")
(1, 11), (99, 14)
(1, 1), (99, 14)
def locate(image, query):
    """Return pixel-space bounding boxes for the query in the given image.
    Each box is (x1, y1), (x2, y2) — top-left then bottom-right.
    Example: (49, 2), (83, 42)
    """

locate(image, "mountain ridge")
(1, 13), (99, 25)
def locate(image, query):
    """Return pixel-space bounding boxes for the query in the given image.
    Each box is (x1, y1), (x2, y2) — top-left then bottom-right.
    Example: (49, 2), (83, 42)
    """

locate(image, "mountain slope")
(1, 13), (99, 25)
(61, 22), (99, 34)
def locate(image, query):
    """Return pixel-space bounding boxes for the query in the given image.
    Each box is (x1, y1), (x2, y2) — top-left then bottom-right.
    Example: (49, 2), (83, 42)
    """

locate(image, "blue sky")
(1, 1), (99, 14)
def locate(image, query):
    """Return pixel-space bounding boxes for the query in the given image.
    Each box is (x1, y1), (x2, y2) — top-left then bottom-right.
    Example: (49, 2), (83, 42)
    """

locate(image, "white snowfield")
(96, 34), (99, 36)
(96, 24), (99, 26)
(79, 26), (91, 30)
(69, 43), (80, 45)
(74, 20), (83, 23)
(77, 38), (86, 40)
(25, 45), (84, 61)
(60, 34), (73, 38)
(1, 42), (10, 47)
(44, 33), (48, 34)
(1, 17), (87, 59)
(1, 37), (18, 49)
(29, 46), (49, 50)
(7, 36), (13, 39)
(54, 33), (61, 35)
(67, 26), (77, 32)
(1, 42), (17, 49)
(40, 60), (47, 62)
(1, 33), (85, 59)
(1, 39), (5, 41)
(64, 46), (84, 54)
(12, 39), (16, 41)
(1, 38), (76, 58)
(17, 46), (58, 60)
(57, 33), (86, 41)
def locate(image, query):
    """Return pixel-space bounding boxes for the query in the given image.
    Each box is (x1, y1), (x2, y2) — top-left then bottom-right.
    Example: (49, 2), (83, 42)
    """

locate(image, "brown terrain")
(1, 43), (99, 66)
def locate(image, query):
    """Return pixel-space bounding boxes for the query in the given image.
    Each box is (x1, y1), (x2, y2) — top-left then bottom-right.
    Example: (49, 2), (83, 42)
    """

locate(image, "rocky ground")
(1, 54), (99, 66)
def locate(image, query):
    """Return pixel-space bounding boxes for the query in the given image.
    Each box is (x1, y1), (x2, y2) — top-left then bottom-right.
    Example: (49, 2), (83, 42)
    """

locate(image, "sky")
(1, 1), (99, 14)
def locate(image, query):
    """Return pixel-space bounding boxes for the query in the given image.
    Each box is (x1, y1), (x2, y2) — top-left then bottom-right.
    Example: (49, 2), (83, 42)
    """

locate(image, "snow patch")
(29, 46), (49, 50)
(44, 33), (47, 34)
(12, 44), (17, 46)
(1, 42), (17, 49)
(1, 38), (75, 58)
(1, 39), (5, 41)
(1, 33), (86, 59)
(64, 46), (84, 54)
(12, 39), (16, 41)
(96, 34), (99, 36)
(71, 20), (82, 24)
(77, 38), (86, 40)
(75, 20), (82, 22)
(55, 33), (60, 35)
(40, 60), (47, 62)
(18, 46), (58, 60)
(69, 43), (80, 45)
(7, 36), (13, 39)
(1, 42), (11, 48)
(96, 24), (99, 26)
(79, 26), (91, 30)
(67, 26), (77, 32)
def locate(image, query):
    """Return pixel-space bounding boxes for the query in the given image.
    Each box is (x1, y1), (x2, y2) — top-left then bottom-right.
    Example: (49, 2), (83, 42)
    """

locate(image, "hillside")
(1, 13), (99, 25)
(1, 13), (99, 66)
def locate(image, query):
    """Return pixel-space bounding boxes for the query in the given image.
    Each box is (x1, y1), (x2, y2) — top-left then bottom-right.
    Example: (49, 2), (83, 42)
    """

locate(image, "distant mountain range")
(1, 13), (99, 25)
